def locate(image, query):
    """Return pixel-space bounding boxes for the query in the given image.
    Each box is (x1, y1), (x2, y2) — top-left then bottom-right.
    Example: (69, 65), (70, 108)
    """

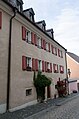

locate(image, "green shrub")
(33, 71), (51, 102)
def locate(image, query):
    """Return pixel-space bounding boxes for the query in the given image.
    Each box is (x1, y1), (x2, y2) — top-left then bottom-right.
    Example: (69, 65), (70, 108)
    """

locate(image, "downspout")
(65, 50), (68, 79)
(7, 8), (17, 111)
(65, 50), (69, 95)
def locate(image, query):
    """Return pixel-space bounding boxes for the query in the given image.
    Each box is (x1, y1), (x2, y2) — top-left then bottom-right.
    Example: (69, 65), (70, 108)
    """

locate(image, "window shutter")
(0, 12), (2, 29)
(45, 61), (47, 72)
(34, 34), (37, 46)
(55, 47), (57, 55)
(42, 60), (44, 72)
(22, 56), (27, 70)
(22, 26), (26, 40)
(50, 63), (52, 72)
(32, 58), (35, 71)
(35, 59), (38, 71)
(43, 39), (46, 50)
(53, 64), (57, 73)
(41, 38), (43, 49)
(51, 45), (54, 54)
(58, 49), (60, 57)
(31, 32), (34, 44)
(48, 43), (50, 52)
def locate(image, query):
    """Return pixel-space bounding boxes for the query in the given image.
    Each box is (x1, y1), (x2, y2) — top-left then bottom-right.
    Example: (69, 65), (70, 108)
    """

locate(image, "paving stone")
(0, 93), (79, 119)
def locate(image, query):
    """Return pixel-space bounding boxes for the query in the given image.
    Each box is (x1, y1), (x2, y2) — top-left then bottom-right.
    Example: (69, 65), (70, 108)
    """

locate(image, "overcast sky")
(23, 0), (79, 56)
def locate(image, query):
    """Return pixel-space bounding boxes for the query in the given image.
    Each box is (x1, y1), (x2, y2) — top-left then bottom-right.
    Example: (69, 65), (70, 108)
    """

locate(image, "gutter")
(7, 7), (17, 111)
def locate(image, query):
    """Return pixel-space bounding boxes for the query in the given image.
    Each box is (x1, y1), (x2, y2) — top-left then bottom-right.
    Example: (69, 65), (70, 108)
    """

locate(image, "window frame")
(26, 29), (31, 43)
(36, 35), (42, 48)
(53, 64), (59, 73)
(26, 57), (32, 71)
(26, 89), (32, 96)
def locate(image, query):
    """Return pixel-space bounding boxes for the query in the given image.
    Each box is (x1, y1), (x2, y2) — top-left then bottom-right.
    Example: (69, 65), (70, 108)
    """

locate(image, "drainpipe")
(65, 50), (69, 95)
(7, 8), (17, 111)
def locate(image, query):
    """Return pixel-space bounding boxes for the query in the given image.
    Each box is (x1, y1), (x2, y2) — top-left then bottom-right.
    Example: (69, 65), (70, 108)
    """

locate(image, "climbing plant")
(34, 71), (51, 102)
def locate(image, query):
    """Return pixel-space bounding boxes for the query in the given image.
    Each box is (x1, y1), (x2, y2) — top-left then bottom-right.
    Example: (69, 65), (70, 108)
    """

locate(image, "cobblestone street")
(0, 93), (79, 119)
(26, 94), (79, 119)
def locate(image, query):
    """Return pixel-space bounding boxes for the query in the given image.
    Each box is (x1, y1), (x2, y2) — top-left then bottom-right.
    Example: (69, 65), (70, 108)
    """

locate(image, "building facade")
(0, 0), (67, 113)
(67, 52), (79, 94)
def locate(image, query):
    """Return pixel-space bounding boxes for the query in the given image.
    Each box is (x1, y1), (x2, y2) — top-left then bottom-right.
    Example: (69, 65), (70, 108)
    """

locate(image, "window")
(47, 62), (50, 70)
(17, 1), (22, 12)
(45, 62), (52, 73)
(54, 47), (57, 55)
(26, 30), (31, 43)
(22, 56), (32, 71)
(27, 57), (32, 67)
(58, 49), (63, 58)
(38, 60), (42, 71)
(60, 65), (64, 73)
(51, 45), (57, 55)
(26, 89), (32, 96)
(37, 36), (41, 48)
(29, 13), (33, 21)
(61, 51), (63, 58)
(53, 64), (58, 73)
(46, 42), (49, 51)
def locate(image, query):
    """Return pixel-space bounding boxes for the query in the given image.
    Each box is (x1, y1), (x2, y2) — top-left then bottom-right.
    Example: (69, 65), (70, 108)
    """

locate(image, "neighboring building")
(0, 0), (67, 113)
(67, 52), (79, 94)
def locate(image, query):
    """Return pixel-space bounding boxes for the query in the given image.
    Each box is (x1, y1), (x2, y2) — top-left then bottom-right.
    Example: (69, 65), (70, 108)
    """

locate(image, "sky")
(23, 0), (79, 56)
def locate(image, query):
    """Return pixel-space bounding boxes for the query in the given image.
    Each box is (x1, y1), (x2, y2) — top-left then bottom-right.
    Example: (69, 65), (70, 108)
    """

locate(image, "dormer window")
(36, 20), (46, 31)
(16, 0), (23, 12)
(23, 8), (35, 22)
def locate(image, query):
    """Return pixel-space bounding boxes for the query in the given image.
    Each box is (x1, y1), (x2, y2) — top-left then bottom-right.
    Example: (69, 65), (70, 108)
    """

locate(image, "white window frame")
(26, 30), (31, 43)
(47, 62), (50, 70)
(46, 42), (49, 51)
(38, 60), (42, 71)
(37, 36), (41, 48)
(27, 57), (32, 68)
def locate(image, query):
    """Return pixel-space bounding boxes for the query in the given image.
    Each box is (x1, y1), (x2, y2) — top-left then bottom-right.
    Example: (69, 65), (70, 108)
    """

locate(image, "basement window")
(26, 89), (32, 96)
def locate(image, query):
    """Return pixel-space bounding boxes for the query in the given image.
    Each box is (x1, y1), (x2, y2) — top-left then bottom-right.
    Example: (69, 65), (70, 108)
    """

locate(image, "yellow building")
(67, 52), (79, 94)
(0, 0), (67, 113)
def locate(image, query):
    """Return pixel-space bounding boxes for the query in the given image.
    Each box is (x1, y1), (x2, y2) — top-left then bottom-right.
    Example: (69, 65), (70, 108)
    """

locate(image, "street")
(26, 95), (79, 119)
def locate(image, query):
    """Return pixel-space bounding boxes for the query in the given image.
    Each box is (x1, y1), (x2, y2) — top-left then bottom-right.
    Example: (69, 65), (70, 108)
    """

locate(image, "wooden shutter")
(48, 43), (50, 52)
(22, 26), (26, 40)
(42, 60), (45, 72)
(35, 59), (38, 71)
(58, 49), (60, 57)
(32, 58), (35, 71)
(34, 34), (37, 46)
(51, 45), (54, 54)
(31, 32), (35, 44)
(0, 12), (2, 29)
(45, 61), (47, 72)
(43, 39), (46, 50)
(50, 63), (52, 72)
(55, 47), (57, 55)
(22, 56), (27, 70)
(53, 64), (57, 73)
(41, 38), (43, 49)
